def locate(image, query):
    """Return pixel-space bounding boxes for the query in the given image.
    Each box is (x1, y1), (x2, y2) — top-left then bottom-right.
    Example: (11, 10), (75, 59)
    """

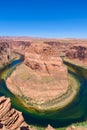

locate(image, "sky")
(0, 0), (87, 38)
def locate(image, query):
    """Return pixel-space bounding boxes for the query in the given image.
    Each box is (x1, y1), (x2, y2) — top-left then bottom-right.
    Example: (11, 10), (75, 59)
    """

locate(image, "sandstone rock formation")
(0, 96), (30, 130)
(0, 41), (16, 66)
(0, 37), (87, 67)
(66, 46), (87, 60)
(6, 42), (68, 106)
(10, 41), (31, 54)
(24, 42), (67, 75)
(0, 39), (31, 67)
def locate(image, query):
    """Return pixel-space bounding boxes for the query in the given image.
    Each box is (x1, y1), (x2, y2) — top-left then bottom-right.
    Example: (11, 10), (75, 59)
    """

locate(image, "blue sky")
(0, 0), (87, 38)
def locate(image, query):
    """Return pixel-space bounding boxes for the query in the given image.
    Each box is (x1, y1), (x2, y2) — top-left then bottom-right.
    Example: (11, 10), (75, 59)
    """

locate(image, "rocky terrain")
(66, 46), (87, 60)
(0, 96), (30, 130)
(0, 42), (14, 66)
(6, 42), (68, 105)
(0, 37), (87, 66)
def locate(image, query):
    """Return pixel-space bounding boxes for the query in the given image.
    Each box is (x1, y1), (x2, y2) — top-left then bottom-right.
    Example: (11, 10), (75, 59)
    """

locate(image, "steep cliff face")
(0, 40), (31, 67)
(66, 46), (87, 60)
(0, 38), (87, 66)
(44, 41), (75, 57)
(24, 42), (67, 75)
(0, 96), (30, 130)
(0, 42), (14, 66)
(44, 41), (87, 63)
(11, 41), (31, 53)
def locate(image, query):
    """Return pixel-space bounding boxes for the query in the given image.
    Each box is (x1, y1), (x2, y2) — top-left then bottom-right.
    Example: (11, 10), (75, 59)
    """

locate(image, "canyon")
(0, 37), (87, 129)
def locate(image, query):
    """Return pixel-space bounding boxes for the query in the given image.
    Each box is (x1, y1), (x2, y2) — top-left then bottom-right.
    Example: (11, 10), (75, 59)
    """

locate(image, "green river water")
(0, 57), (87, 128)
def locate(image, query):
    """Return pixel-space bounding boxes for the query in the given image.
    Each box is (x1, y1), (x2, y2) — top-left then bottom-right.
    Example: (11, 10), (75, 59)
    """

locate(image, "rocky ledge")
(0, 96), (30, 130)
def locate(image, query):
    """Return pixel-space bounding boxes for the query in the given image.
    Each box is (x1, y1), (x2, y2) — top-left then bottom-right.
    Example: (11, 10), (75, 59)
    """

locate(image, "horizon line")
(0, 36), (87, 40)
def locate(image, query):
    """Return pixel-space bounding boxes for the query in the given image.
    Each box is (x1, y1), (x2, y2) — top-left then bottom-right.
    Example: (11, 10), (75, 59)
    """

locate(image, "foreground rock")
(0, 96), (30, 130)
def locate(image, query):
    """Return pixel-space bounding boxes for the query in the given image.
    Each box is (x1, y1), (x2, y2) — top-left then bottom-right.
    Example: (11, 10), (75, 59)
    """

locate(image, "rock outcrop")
(24, 42), (67, 75)
(6, 42), (68, 105)
(0, 42), (13, 66)
(10, 41), (31, 53)
(0, 40), (31, 67)
(0, 96), (30, 130)
(0, 41), (25, 67)
(66, 46), (87, 60)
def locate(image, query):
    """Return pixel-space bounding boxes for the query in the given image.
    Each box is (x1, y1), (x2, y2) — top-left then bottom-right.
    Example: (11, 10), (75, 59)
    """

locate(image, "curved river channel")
(0, 55), (87, 128)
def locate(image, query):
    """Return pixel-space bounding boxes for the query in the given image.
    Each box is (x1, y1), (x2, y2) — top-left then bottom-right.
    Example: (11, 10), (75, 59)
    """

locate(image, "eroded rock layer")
(6, 42), (68, 105)
(0, 96), (30, 130)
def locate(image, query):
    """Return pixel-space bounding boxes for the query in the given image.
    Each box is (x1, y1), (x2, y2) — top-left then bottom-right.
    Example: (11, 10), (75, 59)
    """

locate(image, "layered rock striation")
(66, 46), (87, 60)
(0, 96), (30, 130)
(6, 42), (68, 106)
